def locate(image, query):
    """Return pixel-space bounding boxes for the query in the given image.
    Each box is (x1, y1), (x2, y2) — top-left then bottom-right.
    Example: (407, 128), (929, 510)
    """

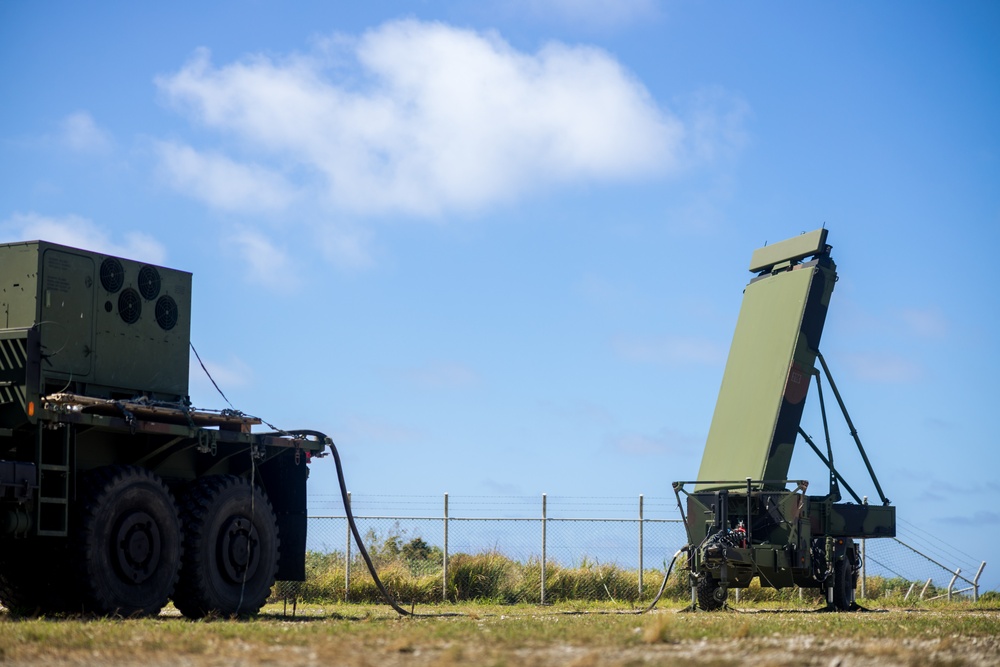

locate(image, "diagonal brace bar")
(816, 352), (891, 505)
(797, 427), (863, 504)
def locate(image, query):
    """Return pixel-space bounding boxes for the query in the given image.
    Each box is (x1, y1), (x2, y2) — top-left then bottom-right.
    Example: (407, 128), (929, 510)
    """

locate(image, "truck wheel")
(696, 575), (726, 611)
(831, 556), (854, 611)
(74, 466), (182, 617)
(173, 475), (279, 619)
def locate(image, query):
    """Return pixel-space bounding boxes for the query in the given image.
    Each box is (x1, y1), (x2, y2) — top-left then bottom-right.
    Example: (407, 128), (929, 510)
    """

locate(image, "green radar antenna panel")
(673, 229), (896, 611)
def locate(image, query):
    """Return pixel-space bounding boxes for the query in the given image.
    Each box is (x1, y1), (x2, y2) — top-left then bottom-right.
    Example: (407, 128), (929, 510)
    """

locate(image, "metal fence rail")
(296, 493), (987, 604)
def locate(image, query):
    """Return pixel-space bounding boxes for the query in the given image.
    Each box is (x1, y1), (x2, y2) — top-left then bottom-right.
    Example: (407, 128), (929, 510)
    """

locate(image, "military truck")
(0, 240), (328, 617)
(673, 229), (895, 611)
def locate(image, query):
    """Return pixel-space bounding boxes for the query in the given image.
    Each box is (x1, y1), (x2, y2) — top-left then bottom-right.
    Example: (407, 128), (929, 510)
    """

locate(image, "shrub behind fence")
(275, 494), (987, 604)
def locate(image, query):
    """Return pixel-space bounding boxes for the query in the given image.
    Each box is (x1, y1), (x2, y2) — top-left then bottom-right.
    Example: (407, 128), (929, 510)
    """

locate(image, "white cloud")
(155, 141), (296, 212)
(228, 228), (301, 293)
(675, 86), (751, 166)
(189, 354), (254, 398)
(613, 333), (726, 366)
(60, 111), (112, 152)
(315, 222), (375, 270)
(155, 20), (685, 218)
(0, 212), (167, 264)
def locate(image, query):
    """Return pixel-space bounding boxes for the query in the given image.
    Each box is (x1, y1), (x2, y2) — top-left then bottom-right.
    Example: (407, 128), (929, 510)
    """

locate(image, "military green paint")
(41, 248), (96, 378)
(696, 248), (836, 491)
(0, 243), (41, 330)
(818, 503), (896, 538)
(0, 241), (192, 402)
(748, 228), (828, 273)
(678, 229), (897, 598)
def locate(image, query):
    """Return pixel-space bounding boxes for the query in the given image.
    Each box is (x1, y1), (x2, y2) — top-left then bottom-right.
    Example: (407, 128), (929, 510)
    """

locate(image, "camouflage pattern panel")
(811, 501), (896, 539)
(696, 230), (836, 492)
(752, 548), (799, 587)
(686, 490), (810, 543)
(752, 492), (809, 548)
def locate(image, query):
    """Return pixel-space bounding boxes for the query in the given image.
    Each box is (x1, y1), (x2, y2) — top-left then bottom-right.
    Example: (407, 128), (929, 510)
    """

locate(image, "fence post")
(947, 568), (961, 601)
(443, 492), (449, 603)
(860, 538), (866, 599)
(345, 491), (351, 602)
(973, 562), (986, 603)
(638, 494), (644, 597)
(920, 578), (932, 600)
(541, 493), (547, 605)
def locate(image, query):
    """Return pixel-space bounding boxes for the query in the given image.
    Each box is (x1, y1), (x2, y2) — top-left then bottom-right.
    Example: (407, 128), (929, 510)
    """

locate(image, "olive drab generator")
(673, 229), (896, 611)
(0, 240), (329, 617)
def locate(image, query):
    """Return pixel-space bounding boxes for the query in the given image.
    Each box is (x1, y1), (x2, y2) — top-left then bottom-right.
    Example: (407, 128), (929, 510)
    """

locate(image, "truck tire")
(74, 466), (182, 617)
(696, 575), (726, 611)
(831, 555), (854, 611)
(173, 475), (279, 619)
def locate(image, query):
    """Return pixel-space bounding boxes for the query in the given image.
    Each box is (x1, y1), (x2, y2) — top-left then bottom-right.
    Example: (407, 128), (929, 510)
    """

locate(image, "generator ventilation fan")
(154, 295), (178, 331)
(100, 258), (124, 293)
(118, 288), (142, 324)
(138, 265), (161, 300)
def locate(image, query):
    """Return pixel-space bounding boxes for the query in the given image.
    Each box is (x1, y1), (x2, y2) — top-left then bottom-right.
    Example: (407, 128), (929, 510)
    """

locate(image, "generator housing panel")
(0, 240), (192, 402)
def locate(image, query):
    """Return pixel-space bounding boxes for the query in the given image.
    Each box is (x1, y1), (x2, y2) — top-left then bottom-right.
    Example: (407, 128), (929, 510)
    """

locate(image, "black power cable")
(281, 431), (684, 618)
(325, 435), (413, 616)
(269, 431), (415, 616)
(637, 549), (683, 614)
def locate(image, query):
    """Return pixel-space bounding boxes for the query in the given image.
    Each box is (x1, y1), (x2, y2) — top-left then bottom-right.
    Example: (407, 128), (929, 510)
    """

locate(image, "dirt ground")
(4, 635), (998, 667)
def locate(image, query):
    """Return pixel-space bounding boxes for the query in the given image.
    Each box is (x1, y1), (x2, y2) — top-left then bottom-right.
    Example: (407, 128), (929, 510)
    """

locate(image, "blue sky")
(2, 2), (998, 590)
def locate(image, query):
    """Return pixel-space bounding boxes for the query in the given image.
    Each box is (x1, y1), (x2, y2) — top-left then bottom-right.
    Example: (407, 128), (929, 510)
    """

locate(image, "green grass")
(8, 538), (993, 665)
(2, 601), (998, 666)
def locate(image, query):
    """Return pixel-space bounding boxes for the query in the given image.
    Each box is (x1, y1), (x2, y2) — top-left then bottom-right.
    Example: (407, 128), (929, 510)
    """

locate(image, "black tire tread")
(696, 575), (725, 611)
(831, 554), (854, 611)
(172, 475), (279, 619)
(74, 465), (181, 617)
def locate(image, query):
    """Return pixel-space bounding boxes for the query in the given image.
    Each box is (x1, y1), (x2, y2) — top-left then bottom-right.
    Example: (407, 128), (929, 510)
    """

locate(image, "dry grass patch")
(1, 603), (998, 666)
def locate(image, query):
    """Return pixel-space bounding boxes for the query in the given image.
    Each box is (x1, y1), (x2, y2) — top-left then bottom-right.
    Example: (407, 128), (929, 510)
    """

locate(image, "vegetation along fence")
(275, 494), (988, 605)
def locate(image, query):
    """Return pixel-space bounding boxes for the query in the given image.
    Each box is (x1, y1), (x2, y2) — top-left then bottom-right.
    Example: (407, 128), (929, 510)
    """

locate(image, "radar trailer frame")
(673, 229), (895, 611)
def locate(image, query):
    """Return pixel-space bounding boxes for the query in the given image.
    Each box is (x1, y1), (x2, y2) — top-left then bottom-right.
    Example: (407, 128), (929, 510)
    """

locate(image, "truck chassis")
(0, 241), (327, 617)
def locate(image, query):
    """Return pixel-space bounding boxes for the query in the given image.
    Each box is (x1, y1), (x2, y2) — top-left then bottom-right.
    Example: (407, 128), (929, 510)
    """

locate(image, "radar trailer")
(673, 229), (895, 611)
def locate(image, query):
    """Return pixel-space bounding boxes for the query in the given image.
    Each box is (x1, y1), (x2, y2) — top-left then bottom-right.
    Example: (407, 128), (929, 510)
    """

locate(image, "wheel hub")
(113, 510), (162, 584)
(218, 516), (260, 583)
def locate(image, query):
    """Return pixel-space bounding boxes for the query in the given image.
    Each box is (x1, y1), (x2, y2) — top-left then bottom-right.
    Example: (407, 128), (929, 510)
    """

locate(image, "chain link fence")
(860, 516), (988, 601)
(277, 494), (987, 605)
